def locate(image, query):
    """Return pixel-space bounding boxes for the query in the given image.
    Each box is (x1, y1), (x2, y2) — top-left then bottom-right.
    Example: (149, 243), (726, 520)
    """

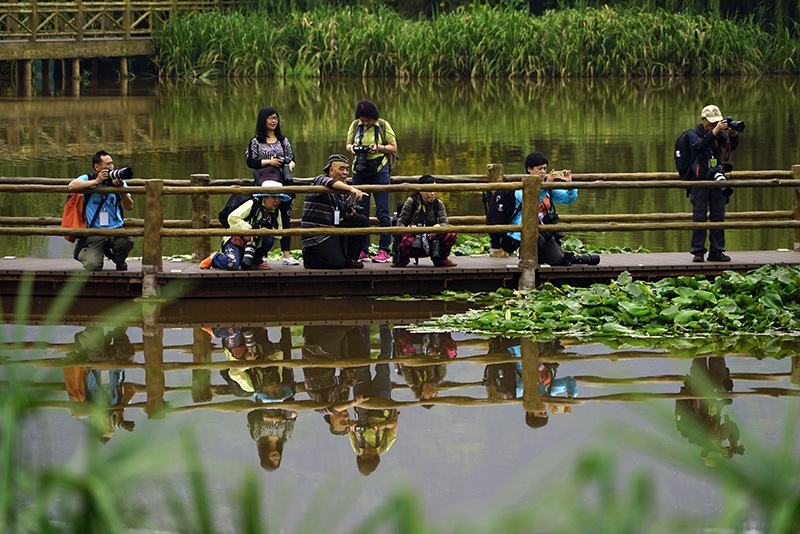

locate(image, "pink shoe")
(358, 250), (370, 262)
(371, 250), (392, 263)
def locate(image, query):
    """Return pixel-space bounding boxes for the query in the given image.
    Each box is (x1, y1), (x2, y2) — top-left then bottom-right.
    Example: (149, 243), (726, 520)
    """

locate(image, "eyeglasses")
(266, 115), (279, 122)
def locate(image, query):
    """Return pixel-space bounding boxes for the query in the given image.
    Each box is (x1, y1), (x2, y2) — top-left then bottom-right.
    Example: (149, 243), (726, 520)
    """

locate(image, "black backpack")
(674, 129), (694, 180)
(218, 194), (262, 228)
(484, 189), (519, 236)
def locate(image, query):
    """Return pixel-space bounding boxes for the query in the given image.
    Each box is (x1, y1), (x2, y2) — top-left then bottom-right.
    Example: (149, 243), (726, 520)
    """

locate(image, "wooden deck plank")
(1, 250), (798, 299)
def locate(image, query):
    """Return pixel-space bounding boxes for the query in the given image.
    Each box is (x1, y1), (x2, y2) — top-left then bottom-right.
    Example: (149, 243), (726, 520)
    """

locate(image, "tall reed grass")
(153, 6), (800, 79)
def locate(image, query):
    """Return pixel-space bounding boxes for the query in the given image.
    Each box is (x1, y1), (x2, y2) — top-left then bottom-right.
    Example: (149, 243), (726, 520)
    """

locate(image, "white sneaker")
(282, 257), (300, 266)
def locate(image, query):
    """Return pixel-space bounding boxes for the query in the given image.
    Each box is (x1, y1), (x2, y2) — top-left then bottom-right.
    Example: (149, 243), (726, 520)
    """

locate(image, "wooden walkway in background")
(1, 250), (799, 300)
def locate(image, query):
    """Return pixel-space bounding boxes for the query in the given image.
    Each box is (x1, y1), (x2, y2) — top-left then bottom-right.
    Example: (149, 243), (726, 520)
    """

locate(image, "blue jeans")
(352, 164), (391, 252)
(212, 237), (275, 270)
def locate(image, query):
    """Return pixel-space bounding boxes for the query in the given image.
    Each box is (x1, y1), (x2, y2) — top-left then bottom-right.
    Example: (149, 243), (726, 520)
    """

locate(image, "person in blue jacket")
(499, 152), (599, 266)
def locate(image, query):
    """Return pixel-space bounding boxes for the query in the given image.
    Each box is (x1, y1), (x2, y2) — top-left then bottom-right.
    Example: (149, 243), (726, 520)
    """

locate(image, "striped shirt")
(301, 174), (357, 247)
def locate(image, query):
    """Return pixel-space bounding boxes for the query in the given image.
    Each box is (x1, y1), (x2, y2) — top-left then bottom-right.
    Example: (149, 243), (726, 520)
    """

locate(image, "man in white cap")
(685, 104), (741, 262)
(200, 180), (291, 270)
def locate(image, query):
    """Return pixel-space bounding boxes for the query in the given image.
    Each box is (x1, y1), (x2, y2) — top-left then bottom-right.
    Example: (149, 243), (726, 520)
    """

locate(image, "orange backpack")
(61, 193), (87, 243)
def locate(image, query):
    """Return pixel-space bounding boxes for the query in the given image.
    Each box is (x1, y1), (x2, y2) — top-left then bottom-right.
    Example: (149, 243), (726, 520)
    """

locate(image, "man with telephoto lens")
(68, 150), (134, 271)
(686, 105), (741, 263)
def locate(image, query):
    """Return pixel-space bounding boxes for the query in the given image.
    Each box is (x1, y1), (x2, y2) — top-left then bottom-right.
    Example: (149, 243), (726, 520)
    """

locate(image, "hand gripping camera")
(352, 145), (371, 175)
(103, 167), (133, 185)
(707, 163), (734, 198)
(276, 156), (293, 185)
(723, 117), (745, 133)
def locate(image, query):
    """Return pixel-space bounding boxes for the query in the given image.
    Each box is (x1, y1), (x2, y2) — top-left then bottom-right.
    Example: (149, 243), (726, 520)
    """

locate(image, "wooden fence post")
(792, 165), (800, 251)
(31, 0), (38, 42)
(77, 0), (84, 42)
(520, 337), (543, 415)
(192, 327), (213, 403)
(142, 302), (165, 418)
(518, 174), (540, 290)
(190, 173), (211, 262)
(487, 163), (504, 184)
(142, 180), (163, 298)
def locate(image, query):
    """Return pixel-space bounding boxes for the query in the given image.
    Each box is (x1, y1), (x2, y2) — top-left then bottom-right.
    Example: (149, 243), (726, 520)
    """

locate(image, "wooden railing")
(0, 0), (235, 42)
(0, 164), (799, 294)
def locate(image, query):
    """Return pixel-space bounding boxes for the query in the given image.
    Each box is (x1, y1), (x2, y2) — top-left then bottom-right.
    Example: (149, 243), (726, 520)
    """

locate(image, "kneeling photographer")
(301, 154), (369, 269)
(392, 175), (457, 267)
(499, 152), (599, 267)
(67, 150), (135, 271)
(200, 180), (290, 271)
(686, 104), (742, 263)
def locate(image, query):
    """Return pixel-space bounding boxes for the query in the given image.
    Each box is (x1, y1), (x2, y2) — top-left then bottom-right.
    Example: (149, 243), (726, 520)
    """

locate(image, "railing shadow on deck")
(0, 163), (799, 296)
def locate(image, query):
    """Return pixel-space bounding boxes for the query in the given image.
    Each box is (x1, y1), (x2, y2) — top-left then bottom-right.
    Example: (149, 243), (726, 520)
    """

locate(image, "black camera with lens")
(353, 145), (371, 174)
(276, 156), (294, 185)
(103, 167), (133, 185)
(428, 237), (443, 261)
(241, 243), (257, 269)
(723, 117), (745, 132)
(707, 164), (734, 197)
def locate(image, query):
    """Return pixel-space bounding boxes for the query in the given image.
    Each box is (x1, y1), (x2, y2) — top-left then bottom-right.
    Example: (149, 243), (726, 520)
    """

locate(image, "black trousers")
(302, 214), (369, 269)
(499, 233), (569, 266)
(690, 186), (726, 254)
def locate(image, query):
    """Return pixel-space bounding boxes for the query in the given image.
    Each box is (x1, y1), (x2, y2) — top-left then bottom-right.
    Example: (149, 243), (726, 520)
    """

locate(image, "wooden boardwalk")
(1, 250), (799, 300)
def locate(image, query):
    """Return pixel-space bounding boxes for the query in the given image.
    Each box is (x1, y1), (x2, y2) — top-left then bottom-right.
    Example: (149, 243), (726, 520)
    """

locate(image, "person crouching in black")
(301, 154), (370, 269)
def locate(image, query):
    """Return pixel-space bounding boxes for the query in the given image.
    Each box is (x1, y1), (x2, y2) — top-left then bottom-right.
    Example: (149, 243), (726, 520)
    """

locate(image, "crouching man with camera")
(301, 154), (369, 269)
(392, 175), (457, 267)
(68, 150), (135, 271)
(686, 104), (742, 263)
(201, 180), (290, 271)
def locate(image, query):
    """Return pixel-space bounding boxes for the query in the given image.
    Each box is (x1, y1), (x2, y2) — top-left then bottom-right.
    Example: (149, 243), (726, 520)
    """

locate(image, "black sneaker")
(707, 251), (731, 262)
(115, 261), (128, 271)
(692, 254), (704, 263)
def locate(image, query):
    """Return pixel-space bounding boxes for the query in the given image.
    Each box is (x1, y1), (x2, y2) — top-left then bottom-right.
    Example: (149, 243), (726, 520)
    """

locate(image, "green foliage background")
(153, 6), (800, 79)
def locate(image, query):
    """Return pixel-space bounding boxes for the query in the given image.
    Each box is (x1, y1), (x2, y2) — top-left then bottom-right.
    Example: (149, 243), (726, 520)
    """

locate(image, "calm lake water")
(2, 76), (800, 531)
(6, 303), (799, 532)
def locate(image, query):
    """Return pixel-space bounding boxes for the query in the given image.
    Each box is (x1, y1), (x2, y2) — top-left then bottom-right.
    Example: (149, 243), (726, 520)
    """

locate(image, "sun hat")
(253, 180), (291, 202)
(323, 154), (350, 173)
(701, 105), (723, 124)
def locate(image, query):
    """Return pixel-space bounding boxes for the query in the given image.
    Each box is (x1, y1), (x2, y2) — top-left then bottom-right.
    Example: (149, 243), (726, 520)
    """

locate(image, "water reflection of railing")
(3, 321), (799, 465)
(1, 165), (799, 293)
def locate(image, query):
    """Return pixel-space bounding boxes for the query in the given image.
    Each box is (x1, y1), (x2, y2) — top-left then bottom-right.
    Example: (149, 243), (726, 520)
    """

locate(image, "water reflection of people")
(63, 326), (137, 442)
(394, 329), (457, 402)
(302, 325), (372, 435)
(211, 326), (297, 470)
(675, 357), (744, 465)
(483, 338), (577, 429)
(349, 325), (398, 476)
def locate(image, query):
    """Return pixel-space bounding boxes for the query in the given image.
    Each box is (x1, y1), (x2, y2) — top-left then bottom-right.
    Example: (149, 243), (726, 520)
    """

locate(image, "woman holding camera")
(246, 107), (299, 266)
(345, 99), (398, 263)
(200, 181), (291, 271)
(392, 175), (457, 267)
(500, 152), (599, 266)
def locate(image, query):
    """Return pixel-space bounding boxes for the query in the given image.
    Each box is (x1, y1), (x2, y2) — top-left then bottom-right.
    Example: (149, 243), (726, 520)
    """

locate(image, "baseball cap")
(323, 154), (350, 173)
(701, 105), (723, 124)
